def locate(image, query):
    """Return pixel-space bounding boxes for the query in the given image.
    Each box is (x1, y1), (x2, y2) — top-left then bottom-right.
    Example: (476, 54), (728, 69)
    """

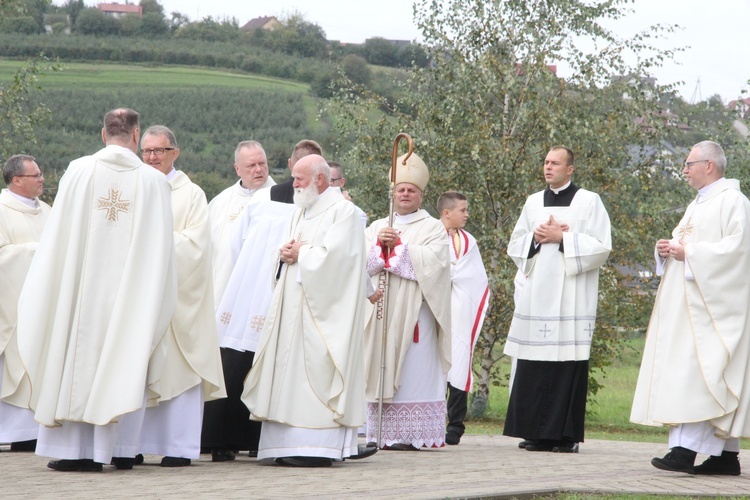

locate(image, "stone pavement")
(2, 436), (750, 499)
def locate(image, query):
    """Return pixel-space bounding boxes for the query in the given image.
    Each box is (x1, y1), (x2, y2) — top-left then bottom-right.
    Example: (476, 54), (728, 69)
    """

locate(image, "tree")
(362, 37), (399, 67)
(0, 56), (60, 160)
(341, 54), (372, 86)
(139, 0), (164, 16)
(139, 11), (168, 37)
(61, 0), (85, 31)
(327, 0), (693, 415)
(76, 7), (120, 36)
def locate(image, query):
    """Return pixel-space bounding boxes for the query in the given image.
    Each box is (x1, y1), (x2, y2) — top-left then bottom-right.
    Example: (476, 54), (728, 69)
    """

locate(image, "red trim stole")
(378, 237), (402, 268)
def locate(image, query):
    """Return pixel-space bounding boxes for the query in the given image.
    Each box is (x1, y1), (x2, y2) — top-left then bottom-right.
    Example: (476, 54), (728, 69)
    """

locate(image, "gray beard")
(293, 183), (320, 209)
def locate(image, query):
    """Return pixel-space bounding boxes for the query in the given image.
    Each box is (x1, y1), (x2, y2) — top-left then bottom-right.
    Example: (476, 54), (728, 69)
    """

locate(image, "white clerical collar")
(394, 210), (420, 224)
(238, 180), (254, 195)
(9, 190), (39, 208)
(165, 167), (177, 181)
(550, 181), (571, 195)
(697, 177), (726, 201)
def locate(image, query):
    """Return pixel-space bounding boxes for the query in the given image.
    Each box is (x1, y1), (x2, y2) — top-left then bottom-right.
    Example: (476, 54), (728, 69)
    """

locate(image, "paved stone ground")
(2, 435), (749, 499)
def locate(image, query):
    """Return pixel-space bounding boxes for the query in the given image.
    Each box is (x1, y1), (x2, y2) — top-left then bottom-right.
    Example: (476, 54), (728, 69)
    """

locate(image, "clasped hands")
(656, 238), (685, 261)
(379, 227), (400, 249)
(533, 215), (569, 245)
(280, 239), (305, 264)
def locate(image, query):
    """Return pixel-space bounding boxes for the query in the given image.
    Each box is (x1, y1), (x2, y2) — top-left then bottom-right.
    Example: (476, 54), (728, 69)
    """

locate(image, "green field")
(0, 59), (310, 91)
(1, 60), (327, 198)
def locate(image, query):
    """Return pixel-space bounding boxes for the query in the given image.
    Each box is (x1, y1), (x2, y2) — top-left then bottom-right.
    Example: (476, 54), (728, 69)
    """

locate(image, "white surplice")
(504, 188), (611, 361)
(446, 228), (490, 393)
(209, 177), (276, 307)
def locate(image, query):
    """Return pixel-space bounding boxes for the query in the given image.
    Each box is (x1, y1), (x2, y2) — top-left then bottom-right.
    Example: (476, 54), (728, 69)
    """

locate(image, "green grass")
(464, 337), (670, 444)
(0, 60), (310, 91)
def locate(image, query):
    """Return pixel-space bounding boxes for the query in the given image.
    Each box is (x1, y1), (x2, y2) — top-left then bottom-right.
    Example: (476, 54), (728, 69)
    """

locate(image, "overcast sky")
(133, 0), (749, 103)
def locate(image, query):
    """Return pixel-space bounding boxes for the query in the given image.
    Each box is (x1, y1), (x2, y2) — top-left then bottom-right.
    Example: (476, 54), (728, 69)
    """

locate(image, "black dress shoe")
(691, 451), (741, 476)
(247, 450), (258, 458)
(651, 446), (697, 473)
(211, 449), (236, 462)
(112, 457), (136, 470)
(275, 456), (332, 467)
(348, 444), (378, 460)
(518, 439), (533, 449)
(47, 459), (102, 472)
(161, 456), (191, 467)
(384, 443), (419, 451)
(134, 453), (144, 465)
(524, 440), (556, 452)
(445, 431), (461, 445)
(552, 442), (579, 453)
(10, 439), (36, 452)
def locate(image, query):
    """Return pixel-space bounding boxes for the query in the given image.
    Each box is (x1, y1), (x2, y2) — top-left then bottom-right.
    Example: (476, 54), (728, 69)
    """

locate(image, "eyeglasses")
(141, 147), (175, 157)
(16, 173), (43, 179)
(684, 159), (709, 169)
(330, 177), (342, 184)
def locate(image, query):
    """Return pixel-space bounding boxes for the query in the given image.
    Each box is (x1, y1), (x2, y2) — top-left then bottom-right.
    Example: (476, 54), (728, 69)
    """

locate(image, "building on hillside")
(729, 97), (750, 120)
(240, 16), (282, 32)
(97, 2), (142, 18)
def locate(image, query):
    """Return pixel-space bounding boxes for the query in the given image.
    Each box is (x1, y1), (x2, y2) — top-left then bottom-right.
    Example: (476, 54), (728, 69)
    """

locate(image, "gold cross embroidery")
(228, 206), (243, 223)
(676, 218), (694, 240)
(96, 186), (130, 222)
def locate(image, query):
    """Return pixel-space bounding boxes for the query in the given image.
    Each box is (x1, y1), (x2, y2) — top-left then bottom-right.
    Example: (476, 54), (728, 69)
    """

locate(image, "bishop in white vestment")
(0, 155), (51, 447)
(363, 153), (452, 450)
(632, 141), (750, 476)
(243, 155), (368, 467)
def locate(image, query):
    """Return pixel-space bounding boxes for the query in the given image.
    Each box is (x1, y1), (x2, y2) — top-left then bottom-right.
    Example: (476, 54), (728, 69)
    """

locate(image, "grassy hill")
(1, 60), (331, 200)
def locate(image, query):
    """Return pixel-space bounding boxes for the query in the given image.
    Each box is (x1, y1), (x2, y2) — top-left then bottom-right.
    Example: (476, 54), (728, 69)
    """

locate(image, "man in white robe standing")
(138, 125), (226, 467)
(437, 191), (490, 446)
(208, 140), (275, 307)
(363, 153), (452, 450)
(243, 154), (371, 467)
(10, 108), (177, 472)
(0, 155), (50, 451)
(503, 146), (611, 454)
(632, 140), (750, 476)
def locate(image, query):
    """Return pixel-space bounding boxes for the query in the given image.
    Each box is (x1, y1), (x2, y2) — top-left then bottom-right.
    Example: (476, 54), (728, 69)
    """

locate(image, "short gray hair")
(3, 154), (35, 184)
(312, 157), (330, 183)
(235, 140), (265, 163)
(693, 140), (727, 175)
(142, 125), (177, 147)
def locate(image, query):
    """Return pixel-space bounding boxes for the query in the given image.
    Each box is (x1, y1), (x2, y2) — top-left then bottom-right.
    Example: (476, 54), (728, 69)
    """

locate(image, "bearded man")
(242, 154), (374, 467)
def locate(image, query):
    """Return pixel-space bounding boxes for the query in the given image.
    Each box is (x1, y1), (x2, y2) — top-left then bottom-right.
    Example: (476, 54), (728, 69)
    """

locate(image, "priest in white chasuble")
(363, 153), (452, 450)
(0, 155), (51, 450)
(208, 140), (275, 307)
(632, 141), (750, 476)
(138, 126), (226, 467)
(12, 108), (177, 472)
(503, 146), (611, 454)
(243, 154), (370, 467)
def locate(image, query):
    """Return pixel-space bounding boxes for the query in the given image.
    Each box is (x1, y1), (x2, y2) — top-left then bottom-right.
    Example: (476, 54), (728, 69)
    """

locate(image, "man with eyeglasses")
(328, 161), (367, 227)
(632, 140), (750, 476)
(11, 108), (177, 472)
(137, 126), (225, 467)
(0, 155), (51, 453)
(208, 141), (276, 307)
